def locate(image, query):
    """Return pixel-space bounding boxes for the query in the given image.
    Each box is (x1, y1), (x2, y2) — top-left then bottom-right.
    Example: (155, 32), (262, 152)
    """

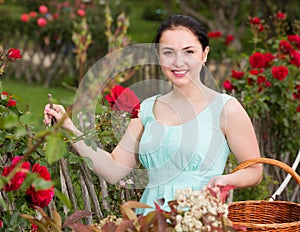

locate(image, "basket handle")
(231, 157), (300, 186)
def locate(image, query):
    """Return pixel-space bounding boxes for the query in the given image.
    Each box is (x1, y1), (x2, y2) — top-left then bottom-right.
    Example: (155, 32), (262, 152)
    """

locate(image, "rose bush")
(222, 12), (300, 200)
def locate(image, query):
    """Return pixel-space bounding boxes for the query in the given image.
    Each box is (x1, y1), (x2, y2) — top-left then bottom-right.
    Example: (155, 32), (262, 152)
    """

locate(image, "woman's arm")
(44, 104), (144, 184)
(208, 98), (263, 188)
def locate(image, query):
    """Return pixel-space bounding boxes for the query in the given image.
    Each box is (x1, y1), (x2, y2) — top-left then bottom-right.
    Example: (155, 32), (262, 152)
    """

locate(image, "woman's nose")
(174, 53), (185, 68)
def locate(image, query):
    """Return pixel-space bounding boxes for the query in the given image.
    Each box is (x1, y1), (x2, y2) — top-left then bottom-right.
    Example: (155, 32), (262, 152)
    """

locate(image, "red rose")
(277, 12), (286, 20)
(7, 98), (17, 107)
(231, 69), (244, 79)
(249, 17), (260, 25)
(264, 81), (272, 87)
(29, 11), (37, 18)
(20, 13), (29, 23)
(1, 156), (30, 191)
(38, 5), (48, 14)
(26, 164), (54, 208)
(279, 40), (294, 54)
(249, 69), (264, 75)
(290, 50), (300, 67)
(263, 52), (275, 66)
(225, 35), (234, 45)
(223, 80), (234, 91)
(37, 17), (47, 27)
(77, 9), (86, 17)
(296, 105), (300, 112)
(257, 75), (266, 84)
(258, 24), (264, 32)
(287, 35), (300, 49)
(249, 52), (266, 68)
(271, 66), (289, 81)
(105, 85), (140, 118)
(6, 48), (22, 62)
(207, 31), (222, 38)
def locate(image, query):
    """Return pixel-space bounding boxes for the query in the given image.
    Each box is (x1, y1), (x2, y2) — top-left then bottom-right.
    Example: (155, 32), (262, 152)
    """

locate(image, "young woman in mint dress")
(44, 15), (262, 215)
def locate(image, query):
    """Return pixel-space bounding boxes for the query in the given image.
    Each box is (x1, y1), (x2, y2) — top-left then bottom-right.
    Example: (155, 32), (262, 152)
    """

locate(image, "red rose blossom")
(105, 85), (140, 119)
(250, 17), (260, 25)
(279, 40), (294, 54)
(249, 69), (264, 75)
(271, 66), (289, 81)
(26, 164), (54, 208)
(277, 12), (286, 20)
(249, 52), (266, 68)
(258, 24), (264, 32)
(37, 17), (47, 27)
(1, 156), (30, 191)
(223, 80), (234, 91)
(7, 98), (17, 107)
(20, 13), (29, 23)
(231, 69), (244, 79)
(77, 9), (86, 17)
(6, 48), (22, 62)
(257, 75), (266, 84)
(265, 81), (272, 87)
(287, 34), (300, 49)
(296, 105), (300, 112)
(263, 52), (275, 66)
(38, 5), (48, 14)
(29, 11), (37, 18)
(290, 50), (300, 67)
(207, 31), (222, 38)
(225, 35), (234, 45)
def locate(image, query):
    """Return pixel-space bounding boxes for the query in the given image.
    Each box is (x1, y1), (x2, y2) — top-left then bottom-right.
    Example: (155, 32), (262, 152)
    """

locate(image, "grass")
(1, 79), (75, 119)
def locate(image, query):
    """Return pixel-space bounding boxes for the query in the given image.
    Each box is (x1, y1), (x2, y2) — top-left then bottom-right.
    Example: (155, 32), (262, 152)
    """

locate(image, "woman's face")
(158, 27), (209, 87)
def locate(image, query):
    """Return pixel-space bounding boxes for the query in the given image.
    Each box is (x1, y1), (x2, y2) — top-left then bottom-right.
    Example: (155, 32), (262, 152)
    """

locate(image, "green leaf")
(19, 112), (40, 126)
(32, 177), (53, 191)
(45, 135), (67, 164)
(0, 112), (19, 129)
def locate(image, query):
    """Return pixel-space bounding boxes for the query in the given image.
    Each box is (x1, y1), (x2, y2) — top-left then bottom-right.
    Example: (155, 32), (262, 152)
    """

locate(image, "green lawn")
(1, 79), (75, 118)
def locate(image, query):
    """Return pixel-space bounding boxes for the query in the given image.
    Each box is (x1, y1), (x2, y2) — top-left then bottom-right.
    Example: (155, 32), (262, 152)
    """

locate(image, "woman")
(44, 15), (262, 215)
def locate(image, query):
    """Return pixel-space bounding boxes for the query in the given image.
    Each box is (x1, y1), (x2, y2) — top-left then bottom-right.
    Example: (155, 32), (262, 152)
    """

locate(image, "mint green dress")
(137, 93), (233, 215)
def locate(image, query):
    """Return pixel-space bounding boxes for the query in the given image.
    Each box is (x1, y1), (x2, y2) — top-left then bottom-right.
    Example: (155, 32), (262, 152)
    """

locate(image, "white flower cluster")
(95, 214), (123, 228)
(174, 188), (229, 232)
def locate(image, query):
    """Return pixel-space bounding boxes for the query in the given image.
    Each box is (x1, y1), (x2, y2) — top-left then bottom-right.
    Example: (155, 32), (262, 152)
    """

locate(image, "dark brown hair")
(153, 15), (209, 50)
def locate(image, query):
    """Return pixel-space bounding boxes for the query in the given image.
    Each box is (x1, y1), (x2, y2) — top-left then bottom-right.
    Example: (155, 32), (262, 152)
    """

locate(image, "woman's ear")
(202, 46), (210, 63)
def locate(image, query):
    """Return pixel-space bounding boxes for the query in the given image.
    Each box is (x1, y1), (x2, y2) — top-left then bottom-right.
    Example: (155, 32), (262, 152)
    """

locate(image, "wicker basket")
(228, 157), (300, 231)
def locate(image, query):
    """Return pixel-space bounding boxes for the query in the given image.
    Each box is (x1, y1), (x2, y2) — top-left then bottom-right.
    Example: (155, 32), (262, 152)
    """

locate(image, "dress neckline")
(150, 94), (221, 127)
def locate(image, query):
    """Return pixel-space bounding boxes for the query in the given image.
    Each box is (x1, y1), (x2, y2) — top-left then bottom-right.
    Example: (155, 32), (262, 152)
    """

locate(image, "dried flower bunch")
(174, 186), (236, 232)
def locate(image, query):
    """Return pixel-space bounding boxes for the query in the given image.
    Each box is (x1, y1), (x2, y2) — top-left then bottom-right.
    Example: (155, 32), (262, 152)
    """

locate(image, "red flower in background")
(1, 156), (30, 192)
(37, 17), (47, 27)
(249, 69), (264, 75)
(208, 31), (222, 38)
(20, 13), (29, 23)
(277, 11), (287, 20)
(225, 35), (234, 45)
(38, 5), (48, 14)
(279, 40), (294, 54)
(249, 16), (260, 25)
(223, 79), (234, 91)
(105, 85), (140, 118)
(77, 9), (86, 17)
(29, 11), (37, 18)
(26, 164), (54, 208)
(288, 35), (300, 49)
(289, 50), (300, 67)
(6, 48), (22, 62)
(231, 69), (244, 79)
(271, 66), (289, 81)
(249, 52), (266, 68)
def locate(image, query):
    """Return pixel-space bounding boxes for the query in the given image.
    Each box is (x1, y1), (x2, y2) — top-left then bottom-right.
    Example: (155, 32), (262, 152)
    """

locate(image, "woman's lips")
(172, 70), (188, 78)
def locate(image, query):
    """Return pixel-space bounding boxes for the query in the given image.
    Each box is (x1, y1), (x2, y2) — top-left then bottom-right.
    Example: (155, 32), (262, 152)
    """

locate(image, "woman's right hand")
(43, 104), (75, 131)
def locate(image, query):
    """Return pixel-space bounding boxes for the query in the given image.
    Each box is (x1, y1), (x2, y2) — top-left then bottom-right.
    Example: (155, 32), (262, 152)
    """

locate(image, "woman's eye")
(163, 51), (173, 56)
(185, 50), (194, 54)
